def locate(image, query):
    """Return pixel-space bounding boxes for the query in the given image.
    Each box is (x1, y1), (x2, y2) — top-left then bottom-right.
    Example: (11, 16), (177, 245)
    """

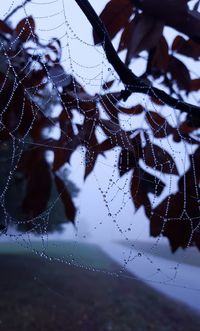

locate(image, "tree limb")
(74, 0), (200, 119)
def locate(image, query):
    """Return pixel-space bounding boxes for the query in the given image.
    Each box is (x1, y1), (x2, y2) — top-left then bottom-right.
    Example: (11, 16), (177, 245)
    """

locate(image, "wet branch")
(74, 0), (200, 119)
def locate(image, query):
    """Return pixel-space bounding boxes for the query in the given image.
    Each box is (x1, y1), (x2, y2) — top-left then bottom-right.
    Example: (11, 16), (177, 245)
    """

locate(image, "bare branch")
(74, 0), (200, 119)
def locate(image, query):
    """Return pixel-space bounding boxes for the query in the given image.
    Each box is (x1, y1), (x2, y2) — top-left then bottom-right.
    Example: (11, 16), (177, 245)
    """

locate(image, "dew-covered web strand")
(0, 0), (196, 286)
(0, 0), (200, 293)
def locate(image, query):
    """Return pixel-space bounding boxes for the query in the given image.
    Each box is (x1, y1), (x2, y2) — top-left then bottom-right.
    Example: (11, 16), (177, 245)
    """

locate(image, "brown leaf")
(119, 104), (144, 115)
(22, 151), (52, 217)
(125, 13), (164, 65)
(146, 111), (173, 138)
(190, 79), (200, 92)
(172, 35), (200, 60)
(94, 139), (114, 153)
(102, 80), (115, 90)
(0, 20), (13, 34)
(118, 19), (134, 52)
(151, 36), (169, 74)
(150, 167), (200, 252)
(118, 149), (137, 176)
(93, 0), (133, 44)
(167, 55), (190, 91)
(100, 93), (119, 124)
(131, 168), (165, 211)
(54, 174), (76, 223)
(53, 142), (72, 172)
(15, 16), (35, 42)
(143, 143), (178, 175)
(84, 150), (98, 180)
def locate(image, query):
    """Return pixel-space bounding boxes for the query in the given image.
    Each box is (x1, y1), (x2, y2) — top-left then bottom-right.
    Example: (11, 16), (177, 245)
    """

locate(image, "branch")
(4, 0), (31, 22)
(74, 0), (200, 119)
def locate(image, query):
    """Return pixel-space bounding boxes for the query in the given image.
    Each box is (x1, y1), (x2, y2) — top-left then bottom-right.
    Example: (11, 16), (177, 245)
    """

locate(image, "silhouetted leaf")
(0, 20), (13, 34)
(15, 16), (35, 42)
(118, 149), (137, 176)
(131, 168), (165, 211)
(125, 13), (164, 65)
(143, 143), (178, 175)
(151, 36), (169, 73)
(118, 19), (134, 52)
(102, 80), (114, 90)
(190, 79), (200, 91)
(22, 151), (52, 217)
(172, 35), (200, 60)
(54, 174), (76, 223)
(168, 55), (190, 91)
(93, 0), (133, 44)
(146, 111), (173, 138)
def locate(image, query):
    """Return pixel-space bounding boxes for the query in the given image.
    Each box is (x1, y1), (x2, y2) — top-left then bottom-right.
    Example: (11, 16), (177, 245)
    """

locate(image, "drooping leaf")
(190, 79), (200, 92)
(125, 13), (164, 65)
(54, 174), (76, 223)
(118, 149), (137, 176)
(146, 111), (173, 138)
(102, 80), (115, 90)
(131, 167), (165, 211)
(22, 151), (52, 217)
(119, 104), (144, 115)
(143, 143), (178, 175)
(172, 35), (200, 60)
(0, 20), (13, 34)
(118, 19), (134, 52)
(15, 16), (35, 42)
(93, 0), (133, 44)
(167, 55), (190, 91)
(151, 36), (169, 74)
(150, 174), (200, 252)
(84, 149), (98, 180)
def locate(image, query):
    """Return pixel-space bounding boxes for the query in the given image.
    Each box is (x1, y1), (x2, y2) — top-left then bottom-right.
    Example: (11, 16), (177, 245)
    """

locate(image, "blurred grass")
(0, 240), (115, 271)
(119, 240), (200, 267)
(0, 240), (200, 331)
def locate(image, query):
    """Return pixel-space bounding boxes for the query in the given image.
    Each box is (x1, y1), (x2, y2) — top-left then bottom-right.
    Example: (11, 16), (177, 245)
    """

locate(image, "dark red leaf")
(150, 164), (200, 252)
(118, 19), (134, 52)
(131, 168), (165, 211)
(151, 36), (169, 73)
(125, 13), (164, 64)
(102, 80), (115, 90)
(119, 104), (144, 115)
(94, 139), (114, 153)
(146, 111), (173, 138)
(84, 150), (98, 180)
(143, 143), (178, 175)
(167, 55), (190, 91)
(190, 79), (200, 92)
(15, 16), (35, 42)
(118, 149), (137, 176)
(172, 35), (200, 60)
(0, 20), (13, 34)
(22, 151), (52, 217)
(93, 0), (133, 44)
(54, 174), (76, 223)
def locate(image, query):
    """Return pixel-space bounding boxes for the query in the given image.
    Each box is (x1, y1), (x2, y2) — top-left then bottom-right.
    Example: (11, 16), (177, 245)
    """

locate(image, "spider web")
(1, 0), (200, 311)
